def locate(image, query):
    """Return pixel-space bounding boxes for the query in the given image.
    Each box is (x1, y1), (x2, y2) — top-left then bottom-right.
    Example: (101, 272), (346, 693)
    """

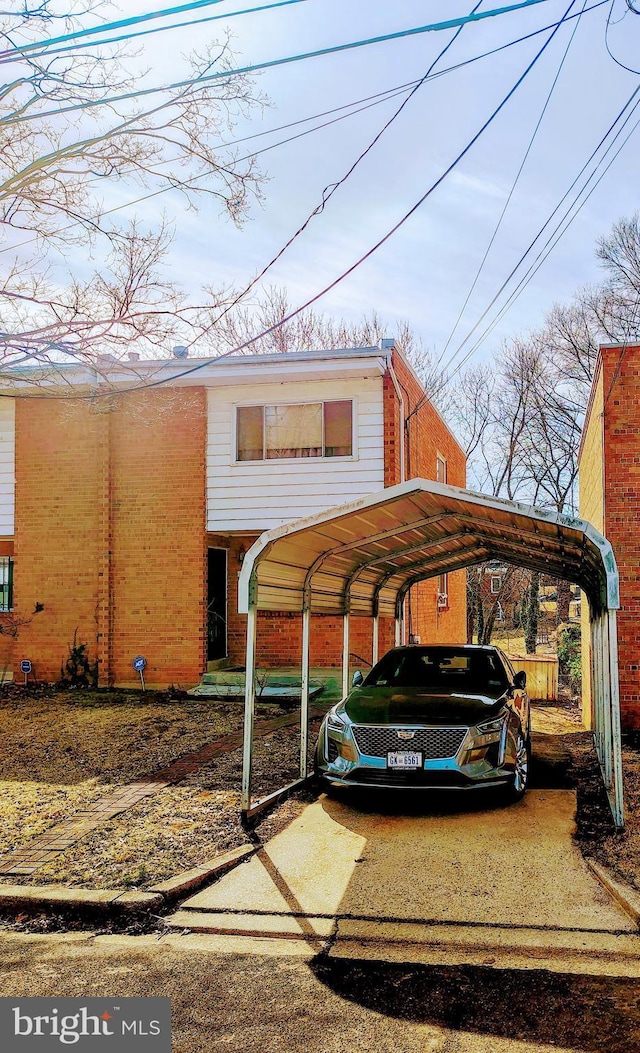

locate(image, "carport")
(238, 479), (623, 828)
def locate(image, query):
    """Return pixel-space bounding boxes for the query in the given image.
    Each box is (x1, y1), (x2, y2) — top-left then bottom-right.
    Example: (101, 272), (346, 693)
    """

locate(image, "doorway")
(207, 547), (227, 662)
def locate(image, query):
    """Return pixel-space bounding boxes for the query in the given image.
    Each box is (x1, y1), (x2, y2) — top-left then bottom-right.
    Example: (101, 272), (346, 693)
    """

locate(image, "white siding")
(207, 377), (384, 532)
(0, 400), (14, 535)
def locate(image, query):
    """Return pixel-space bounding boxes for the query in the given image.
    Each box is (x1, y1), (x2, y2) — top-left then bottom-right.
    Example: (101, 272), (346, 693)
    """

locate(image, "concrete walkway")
(167, 708), (640, 974)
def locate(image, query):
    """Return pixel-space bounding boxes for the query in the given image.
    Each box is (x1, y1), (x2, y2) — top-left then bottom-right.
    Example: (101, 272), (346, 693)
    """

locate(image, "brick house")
(579, 341), (640, 729)
(0, 343), (466, 687)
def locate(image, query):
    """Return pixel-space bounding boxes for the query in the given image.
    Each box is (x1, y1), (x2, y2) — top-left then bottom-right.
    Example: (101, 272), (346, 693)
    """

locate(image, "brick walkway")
(0, 708), (323, 878)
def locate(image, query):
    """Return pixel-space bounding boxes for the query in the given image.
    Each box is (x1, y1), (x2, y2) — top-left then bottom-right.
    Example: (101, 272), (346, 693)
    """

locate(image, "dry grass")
(0, 685), (324, 889)
(31, 722), (322, 890)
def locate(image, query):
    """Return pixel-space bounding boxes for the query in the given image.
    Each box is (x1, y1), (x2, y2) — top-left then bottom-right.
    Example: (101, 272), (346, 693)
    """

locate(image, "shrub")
(60, 630), (98, 689)
(557, 623), (582, 694)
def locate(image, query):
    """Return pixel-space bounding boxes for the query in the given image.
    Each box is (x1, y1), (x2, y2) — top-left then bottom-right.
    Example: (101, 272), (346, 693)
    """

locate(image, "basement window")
(236, 401), (353, 461)
(0, 556), (13, 612)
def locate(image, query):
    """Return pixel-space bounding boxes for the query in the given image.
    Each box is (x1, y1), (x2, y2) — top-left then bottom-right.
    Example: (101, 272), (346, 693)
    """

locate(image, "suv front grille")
(351, 725), (467, 760)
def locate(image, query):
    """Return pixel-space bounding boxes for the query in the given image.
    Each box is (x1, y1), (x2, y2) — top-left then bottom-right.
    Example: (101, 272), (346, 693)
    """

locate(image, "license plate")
(387, 751), (423, 769)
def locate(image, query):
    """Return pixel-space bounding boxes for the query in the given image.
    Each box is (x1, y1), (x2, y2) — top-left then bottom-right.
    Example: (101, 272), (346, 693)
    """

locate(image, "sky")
(15, 1), (640, 372)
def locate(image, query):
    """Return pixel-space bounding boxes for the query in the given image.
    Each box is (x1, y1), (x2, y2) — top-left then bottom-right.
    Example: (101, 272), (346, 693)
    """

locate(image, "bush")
(60, 630), (98, 689)
(557, 623), (581, 694)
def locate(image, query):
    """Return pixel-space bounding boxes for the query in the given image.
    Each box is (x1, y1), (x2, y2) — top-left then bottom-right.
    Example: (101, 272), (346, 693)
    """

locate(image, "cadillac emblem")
(397, 729), (416, 740)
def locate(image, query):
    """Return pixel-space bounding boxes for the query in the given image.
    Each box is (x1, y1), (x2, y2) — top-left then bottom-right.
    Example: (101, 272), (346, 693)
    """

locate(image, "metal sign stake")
(132, 655), (147, 692)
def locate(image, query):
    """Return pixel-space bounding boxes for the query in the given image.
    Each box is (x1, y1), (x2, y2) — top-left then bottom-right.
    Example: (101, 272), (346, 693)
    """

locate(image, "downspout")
(382, 343), (405, 485)
(384, 343), (406, 643)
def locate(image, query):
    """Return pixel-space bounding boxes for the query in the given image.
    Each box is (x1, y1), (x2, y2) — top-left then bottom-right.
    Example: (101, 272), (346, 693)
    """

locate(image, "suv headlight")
(477, 716), (507, 735)
(327, 709), (347, 732)
(475, 714), (507, 746)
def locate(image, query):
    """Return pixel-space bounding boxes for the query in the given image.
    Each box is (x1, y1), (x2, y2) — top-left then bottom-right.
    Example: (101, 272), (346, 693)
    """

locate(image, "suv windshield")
(363, 647), (509, 695)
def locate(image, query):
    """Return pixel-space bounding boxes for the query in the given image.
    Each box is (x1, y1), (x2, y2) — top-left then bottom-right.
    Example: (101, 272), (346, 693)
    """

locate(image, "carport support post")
(241, 599), (257, 815)
(395, 594), (404, 647)
(607, 608), (625, 828)
(342, 611), (350, 698)
(300, 601), (311, 779)
(372, 612), (379, 667)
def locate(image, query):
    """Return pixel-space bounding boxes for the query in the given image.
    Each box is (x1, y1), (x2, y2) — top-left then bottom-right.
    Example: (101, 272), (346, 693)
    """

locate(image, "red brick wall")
(15, 390), (206, 688)
(600, 345), (640, 727)
(387, 351), (467, 646)
(108, 390), (206, 687)
(15, 400), (104, 683)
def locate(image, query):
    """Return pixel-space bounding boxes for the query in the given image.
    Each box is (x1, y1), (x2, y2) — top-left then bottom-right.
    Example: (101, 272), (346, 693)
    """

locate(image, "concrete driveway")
(167, 708), (640, 974)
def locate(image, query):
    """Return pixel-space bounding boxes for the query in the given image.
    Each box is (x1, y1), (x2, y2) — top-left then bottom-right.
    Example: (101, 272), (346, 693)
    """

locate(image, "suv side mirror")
(513, 670), (527, 690)
(352, 670), (364, 688)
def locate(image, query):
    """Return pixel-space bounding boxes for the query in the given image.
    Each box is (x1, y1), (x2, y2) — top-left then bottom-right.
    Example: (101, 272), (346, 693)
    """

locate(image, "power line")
(6, 0), (559, 126)
(1, 0), (237, 57)
(181, 0), (485, 352)
(441, 85), (640, 381)
(0, 0), (309, 67)
(450, 110), (640, 379)
(31, 0), (576, 403)
(605, 0), (640, 73)
(437, 0), (588, 366)
(0, 1), (608, 261)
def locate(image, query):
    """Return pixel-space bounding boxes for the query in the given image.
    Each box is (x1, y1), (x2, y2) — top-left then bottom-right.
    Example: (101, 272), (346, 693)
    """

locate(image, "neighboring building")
(579, 341), (640, 729)
(0, 342), (466, 687)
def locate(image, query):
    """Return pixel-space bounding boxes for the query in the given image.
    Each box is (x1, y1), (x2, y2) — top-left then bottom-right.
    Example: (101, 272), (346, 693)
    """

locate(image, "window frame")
(0, 555), (13, 613)
(436, 453), (447, 485)
(233, 398), (356, 464)
(437, 571), (449, 609)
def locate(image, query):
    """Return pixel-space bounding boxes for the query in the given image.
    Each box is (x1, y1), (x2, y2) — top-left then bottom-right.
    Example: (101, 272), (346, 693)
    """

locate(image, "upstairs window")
(436, 454), (447, 484)
(236, 401), (353, 461)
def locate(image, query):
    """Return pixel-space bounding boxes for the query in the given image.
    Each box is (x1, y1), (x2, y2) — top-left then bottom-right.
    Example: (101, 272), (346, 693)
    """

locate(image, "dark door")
(207, 548), (227, 662)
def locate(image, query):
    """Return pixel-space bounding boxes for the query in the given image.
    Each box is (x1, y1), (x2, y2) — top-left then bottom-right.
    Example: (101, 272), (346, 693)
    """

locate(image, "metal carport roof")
(238, 479), (619, 618)
(238, 479), (623, 829)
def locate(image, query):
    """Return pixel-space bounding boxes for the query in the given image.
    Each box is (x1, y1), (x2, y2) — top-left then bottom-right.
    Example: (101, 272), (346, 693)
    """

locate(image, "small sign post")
(132, 655), (147, 692)
(20, 659), (32, 686)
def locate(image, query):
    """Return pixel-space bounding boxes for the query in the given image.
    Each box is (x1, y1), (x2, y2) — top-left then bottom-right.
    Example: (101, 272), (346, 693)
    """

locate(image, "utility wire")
(440, 84), (640, 381)
(7, 0), (559, 125)
(437, 0), (587, 367)
(0, 0), (608, 260)
(4, 0), (553, 60)
(448, 105), (640, 380)
(36, 0), (577, 403)
(180, 0), (485, 352)
(1, 7), (606, 258)
(605, 0), (640, 73)
(0, 0), (309, 67)
(0, 0), (237, 57)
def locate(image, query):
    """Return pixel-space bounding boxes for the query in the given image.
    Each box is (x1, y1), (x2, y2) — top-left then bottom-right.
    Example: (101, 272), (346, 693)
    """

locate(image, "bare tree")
(199, 284), (448, 393)
(1, 2), (266, 372)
